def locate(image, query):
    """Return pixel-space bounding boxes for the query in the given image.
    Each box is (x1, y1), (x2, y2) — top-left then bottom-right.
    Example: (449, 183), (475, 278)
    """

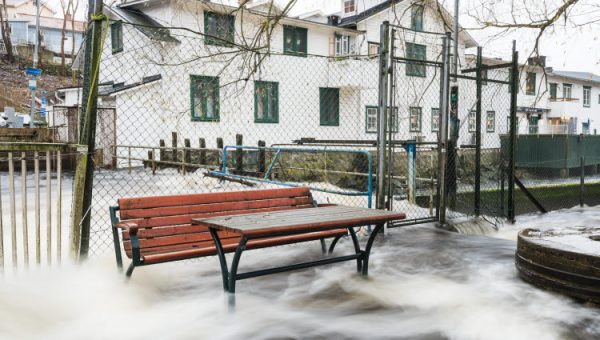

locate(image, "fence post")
(376, 21), (390, 211)
(199, 138), (206, 166)
(474, 46), (482, 216)
(580, 156), (585, 207)
(70, 145), (88, 259)
(8, 153), (16, 266)
(150, 150), (156, 175)
(159, 139), (166, 164)
(183, 138), (191, 174)
(437, 33), (451, 224)
(257, 140), (266, 177)
(77, 0), (104, 259)
(171, 132), (178, 164)
(235, 134), (244, 174)
(21, 152), (29, 266)
(217, 137), (224, 169)
(507, 41), (518, 223)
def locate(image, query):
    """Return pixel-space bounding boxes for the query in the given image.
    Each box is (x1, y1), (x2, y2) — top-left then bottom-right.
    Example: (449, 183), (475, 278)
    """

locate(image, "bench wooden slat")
(120, 196), (312, 219)
(124, 204), (313, 228)
(141, 229), (348, 265)
(118, 187), (311, 210)
(123, 230), (239, 251)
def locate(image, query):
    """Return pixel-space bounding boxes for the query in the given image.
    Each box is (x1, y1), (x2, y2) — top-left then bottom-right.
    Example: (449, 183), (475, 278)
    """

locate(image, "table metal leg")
(361, 223), (384, 276)
(228, 237), (248, 294)
(347, 227), (363, 272)
(209, 227), (229, 291)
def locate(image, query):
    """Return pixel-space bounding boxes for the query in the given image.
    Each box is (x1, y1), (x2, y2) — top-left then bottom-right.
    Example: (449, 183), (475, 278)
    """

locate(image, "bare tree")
(60, 0), (72, 71)
(0, 0), (14, 63)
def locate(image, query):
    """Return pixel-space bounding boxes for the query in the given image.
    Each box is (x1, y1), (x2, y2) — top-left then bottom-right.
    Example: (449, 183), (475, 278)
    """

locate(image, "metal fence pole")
(580, 156), (585, 207)
(438, 33), (451, 224)
(376, 21), (390, 211)
(386, 28), (396, 211)
(474, 46), (482, 216)
(507, 41), (518, 223)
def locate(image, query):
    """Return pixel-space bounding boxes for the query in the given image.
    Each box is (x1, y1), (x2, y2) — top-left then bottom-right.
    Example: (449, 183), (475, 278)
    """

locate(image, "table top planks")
(192, 205), (406, 238)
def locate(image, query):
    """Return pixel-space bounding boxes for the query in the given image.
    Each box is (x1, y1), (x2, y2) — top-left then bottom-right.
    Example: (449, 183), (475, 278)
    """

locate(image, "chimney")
(327, 15), (340, 25)
(527, 56), (546, 67)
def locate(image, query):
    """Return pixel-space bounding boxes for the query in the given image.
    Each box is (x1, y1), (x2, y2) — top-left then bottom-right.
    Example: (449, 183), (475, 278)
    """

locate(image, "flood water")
(1, 207), (600, 339)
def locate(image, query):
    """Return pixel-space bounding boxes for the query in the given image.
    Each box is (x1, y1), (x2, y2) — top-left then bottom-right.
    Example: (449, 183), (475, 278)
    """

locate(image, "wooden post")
(183, 138), (191, 174)
(171, 131), (178, 164)
(199, 138), (206, 166)
(8, 153), (16, 267)
(257, 140), (266, 176)
(146, 151), (152, 169)
(46, 151), (51, 265)
(70, 145), (88, 260)
(56, 150), (62, 263)
(159, 139), (166, 164)
(217, 137), (223, 169)
(150, 150), (156, 175)
(128, 146), (132, 174)
(21, 152), (29, 266)
(235, 134), (243, 174)
(34, 151), (40, 264)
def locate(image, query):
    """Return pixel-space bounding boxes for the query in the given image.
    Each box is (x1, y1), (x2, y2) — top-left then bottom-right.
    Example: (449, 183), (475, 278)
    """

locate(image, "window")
(254, 81), (278, 123)
(343, 0), (355, 13)
(409, 107), (422, 132)
(549, 83), (557, 99)
(563, 83), (572, 100)
(525, 72), (536, 95)
(486, 111), (495, 132)
(431, 108), (440, 132)
(583, 121), (590, 135)
(319, 88), (339, 126)
(583, 86), (591, 107)
(365, 106), (399, 133)
(110, 21), (123, 54)
(368, 42), (380, 57)
(204, 12), (235, 46)
(190, 75), (219, 122)
(335, 34), (354, 56)
(529, 116), (539, 134)
(468, 110), (476, 132)
(283, 26), (307, 56)
(406, 43), (426, 77)
(411, 5), (424, 31)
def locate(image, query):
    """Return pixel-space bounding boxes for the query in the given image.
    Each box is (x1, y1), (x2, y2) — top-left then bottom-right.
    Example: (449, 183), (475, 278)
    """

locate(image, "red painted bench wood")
(111, 188), (348, 270)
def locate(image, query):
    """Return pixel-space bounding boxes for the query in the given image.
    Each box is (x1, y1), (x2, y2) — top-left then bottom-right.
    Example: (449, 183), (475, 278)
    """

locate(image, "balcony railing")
(523, 125), (568, 135)
(548, 97), (579, 102)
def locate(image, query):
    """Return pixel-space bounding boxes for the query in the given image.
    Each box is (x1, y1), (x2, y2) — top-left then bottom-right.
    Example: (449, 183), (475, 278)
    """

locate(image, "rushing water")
(1, 208), (600, 339)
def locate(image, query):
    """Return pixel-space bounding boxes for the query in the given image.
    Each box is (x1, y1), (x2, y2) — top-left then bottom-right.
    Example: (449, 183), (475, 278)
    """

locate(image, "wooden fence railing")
(0, 143), (86, 271)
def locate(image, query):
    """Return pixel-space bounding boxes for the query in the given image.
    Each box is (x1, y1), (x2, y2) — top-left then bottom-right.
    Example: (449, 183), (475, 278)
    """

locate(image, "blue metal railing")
(209, 145), (373, 208)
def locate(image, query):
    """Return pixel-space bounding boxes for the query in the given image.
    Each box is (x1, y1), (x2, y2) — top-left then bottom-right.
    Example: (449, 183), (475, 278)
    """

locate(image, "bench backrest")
(116, 187), (315, 240)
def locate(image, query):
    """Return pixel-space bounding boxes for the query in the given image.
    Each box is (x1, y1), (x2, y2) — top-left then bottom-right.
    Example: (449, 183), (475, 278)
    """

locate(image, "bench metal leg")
(209, 228), (230, 291)
(361, 223), (384, 276)
(327, 234), (344, 255)
(125, 262), (135, 278)
(319, 239), (327, 255)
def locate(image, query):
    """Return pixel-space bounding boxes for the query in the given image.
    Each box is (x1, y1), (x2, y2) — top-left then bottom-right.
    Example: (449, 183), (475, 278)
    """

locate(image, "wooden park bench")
(110, 187), (349, 277)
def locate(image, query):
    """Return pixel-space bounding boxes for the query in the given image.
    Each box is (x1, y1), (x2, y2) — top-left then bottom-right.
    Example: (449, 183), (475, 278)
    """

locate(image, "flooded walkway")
(1, 208), (599, 339)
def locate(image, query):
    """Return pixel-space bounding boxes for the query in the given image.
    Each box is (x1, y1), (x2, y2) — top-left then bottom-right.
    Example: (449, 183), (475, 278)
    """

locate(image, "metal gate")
(376, 22), (518, 227)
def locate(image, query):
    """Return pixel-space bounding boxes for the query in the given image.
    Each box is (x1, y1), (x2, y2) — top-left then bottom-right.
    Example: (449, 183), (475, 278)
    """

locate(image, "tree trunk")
(0, 0), (14, 63)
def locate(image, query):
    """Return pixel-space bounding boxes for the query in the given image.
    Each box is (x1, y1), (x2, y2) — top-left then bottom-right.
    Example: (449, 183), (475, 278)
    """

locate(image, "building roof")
(550, 70), (600, 85)
(108, 6), (180, 43)
(13, 14), (86, 32)
(100, 74), (163, 96)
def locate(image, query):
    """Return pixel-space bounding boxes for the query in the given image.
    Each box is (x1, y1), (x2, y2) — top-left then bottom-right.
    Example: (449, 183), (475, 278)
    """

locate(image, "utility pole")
(29, 0), (41, 127)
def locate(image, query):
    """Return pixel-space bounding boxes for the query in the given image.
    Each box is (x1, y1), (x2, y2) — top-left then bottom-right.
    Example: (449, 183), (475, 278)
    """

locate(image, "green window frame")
(365, 106), (398, 133)
(283, 25), (307, 56)
(583, 86), (591, 107)
(110, 21), (123, 54)
(190, 75), (220, 122)
(254, 81), (279, 123)
(431, 108), (440, 132)
(549, 83), (557, 99)
(411, 5), (424, 32)
(525, 72), (536, 95)
(319, 87), (339, 126)
(204, 11), (235, 46)
(486, 111), (495, 132)
(409, 107), (422, 132)
(406, 43), (426, 77)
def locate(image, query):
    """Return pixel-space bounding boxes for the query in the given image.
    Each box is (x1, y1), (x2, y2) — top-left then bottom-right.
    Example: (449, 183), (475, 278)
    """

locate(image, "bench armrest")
(115, 221), (141, 236)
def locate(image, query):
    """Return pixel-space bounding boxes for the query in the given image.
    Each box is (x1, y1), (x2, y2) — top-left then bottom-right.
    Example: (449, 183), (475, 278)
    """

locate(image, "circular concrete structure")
(516, 227), (600, 304)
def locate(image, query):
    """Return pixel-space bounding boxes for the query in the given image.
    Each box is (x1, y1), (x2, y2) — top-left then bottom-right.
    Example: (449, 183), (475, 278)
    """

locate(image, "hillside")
(0, 61), (79, 114)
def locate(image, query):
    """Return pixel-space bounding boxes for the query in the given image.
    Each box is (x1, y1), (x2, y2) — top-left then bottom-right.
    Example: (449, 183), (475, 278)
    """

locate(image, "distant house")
(61, 0), (486, 157)
(0, 0), (85, 63)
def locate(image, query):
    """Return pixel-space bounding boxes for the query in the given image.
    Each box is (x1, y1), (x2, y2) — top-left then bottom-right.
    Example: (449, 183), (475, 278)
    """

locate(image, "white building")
(58, 0), (485, 160)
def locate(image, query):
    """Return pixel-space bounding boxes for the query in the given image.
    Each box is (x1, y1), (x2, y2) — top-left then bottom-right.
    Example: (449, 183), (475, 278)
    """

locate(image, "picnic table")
(193, 205), (406, 296)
